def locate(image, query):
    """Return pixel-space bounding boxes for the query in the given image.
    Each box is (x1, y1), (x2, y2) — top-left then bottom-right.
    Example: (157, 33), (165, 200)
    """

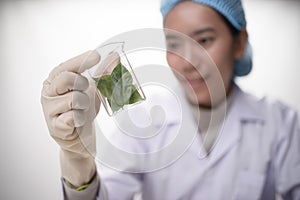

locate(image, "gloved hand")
(41, 50), (101, 187)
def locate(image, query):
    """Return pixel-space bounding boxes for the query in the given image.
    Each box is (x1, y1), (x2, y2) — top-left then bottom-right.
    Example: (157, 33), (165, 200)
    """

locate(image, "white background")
(0, 0), (299, 199)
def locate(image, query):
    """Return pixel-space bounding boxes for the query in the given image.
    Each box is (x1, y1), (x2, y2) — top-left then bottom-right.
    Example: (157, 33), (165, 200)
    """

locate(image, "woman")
(41, 0), (300, 199)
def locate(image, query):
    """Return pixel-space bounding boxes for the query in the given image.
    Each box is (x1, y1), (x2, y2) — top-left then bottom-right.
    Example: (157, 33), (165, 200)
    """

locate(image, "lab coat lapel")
(203, 84), (264, 166)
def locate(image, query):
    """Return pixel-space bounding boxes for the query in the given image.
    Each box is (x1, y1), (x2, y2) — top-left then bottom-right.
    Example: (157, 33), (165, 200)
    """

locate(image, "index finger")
(48, 50), (101, 82)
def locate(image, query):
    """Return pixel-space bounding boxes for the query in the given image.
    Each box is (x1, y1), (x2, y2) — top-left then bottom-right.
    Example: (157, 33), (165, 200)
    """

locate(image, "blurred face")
(164, 1), (242, 108)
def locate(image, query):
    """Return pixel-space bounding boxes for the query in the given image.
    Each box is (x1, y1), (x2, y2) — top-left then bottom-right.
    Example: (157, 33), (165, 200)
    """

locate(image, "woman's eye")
(167, 42), (179, 50)
(198, 37), (213, 46)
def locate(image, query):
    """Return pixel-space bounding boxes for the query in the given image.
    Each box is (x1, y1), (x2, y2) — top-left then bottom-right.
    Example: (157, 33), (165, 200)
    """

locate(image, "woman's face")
(164, 1), (242, 107)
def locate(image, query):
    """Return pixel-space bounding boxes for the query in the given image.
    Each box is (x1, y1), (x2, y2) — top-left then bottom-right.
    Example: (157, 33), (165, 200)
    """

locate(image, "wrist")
(60, 149), (96, 188)
(63, 171), (97, 191)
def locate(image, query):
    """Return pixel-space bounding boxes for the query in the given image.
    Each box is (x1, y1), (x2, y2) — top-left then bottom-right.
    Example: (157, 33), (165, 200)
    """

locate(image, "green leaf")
(129, 86), (143, 104)
(111, 63), (134, 106)
(95, 61), (143, 114)
(107, 97), (123, 112)
(97, 75), (112, 98)
(111, 74), (133, 106)
(111, 62), (133, 84)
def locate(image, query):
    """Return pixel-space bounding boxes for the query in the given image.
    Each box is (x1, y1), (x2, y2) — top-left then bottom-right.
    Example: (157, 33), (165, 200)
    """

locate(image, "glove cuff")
(60, 149), (97, 188)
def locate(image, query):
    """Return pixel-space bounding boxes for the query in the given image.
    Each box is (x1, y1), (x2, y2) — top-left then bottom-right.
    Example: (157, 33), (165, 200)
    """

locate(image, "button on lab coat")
(70, 84), (300, 200)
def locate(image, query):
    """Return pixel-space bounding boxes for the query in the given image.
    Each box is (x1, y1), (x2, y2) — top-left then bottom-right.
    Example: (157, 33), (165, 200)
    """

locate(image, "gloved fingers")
(46, 71), (89, 96)
(94, 51), (120, 77)
(71, 91), (90, 111)
(43, 91), (90, 117)
(47, 50), (100, 84)
(52, 109), (87, 140)
(85, 81), (101, 120)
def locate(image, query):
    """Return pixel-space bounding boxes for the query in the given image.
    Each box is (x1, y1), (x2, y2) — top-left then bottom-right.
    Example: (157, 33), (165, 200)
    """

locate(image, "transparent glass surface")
(87, 42), (146, 116)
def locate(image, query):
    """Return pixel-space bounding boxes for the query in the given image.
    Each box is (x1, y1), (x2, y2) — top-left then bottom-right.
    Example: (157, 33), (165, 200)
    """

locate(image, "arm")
(41, 51), (142, 200)
(62, 164), (143, 200)
(62, 173), (101, 200)
(273, 106), (300, 199)
(41, 51), (100, 199)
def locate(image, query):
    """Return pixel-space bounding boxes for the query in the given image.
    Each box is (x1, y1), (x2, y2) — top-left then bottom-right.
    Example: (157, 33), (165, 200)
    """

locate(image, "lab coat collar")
(198, 83), (265, 163)
(231, 83), (265, 122)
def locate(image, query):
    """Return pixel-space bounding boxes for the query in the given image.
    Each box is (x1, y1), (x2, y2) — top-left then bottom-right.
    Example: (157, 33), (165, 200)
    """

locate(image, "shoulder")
(232, 83), (298, 128)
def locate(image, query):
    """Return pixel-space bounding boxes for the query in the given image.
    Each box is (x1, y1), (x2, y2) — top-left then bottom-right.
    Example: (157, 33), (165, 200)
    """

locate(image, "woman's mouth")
(186, 78), (206, 89)
(173, 69), (209, 90)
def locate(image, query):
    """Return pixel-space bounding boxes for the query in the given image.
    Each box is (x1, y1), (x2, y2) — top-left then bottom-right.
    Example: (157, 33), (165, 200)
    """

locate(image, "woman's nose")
(182, 60), (196, 73)
(182, 42), (204, 72)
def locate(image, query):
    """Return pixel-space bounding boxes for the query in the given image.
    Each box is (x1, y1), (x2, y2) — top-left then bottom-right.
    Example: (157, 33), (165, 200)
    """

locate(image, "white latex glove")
(41, 51), (101, 187)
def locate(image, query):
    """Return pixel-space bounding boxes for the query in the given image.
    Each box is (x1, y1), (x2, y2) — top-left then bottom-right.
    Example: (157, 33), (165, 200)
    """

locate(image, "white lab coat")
(63, 83), (300, 200)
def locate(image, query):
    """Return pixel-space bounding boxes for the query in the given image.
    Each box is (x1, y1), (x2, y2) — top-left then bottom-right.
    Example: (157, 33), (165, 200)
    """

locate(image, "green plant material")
(97, 75), (112, 98)
(107, 98), (123, 113)
(111, 63), (133, 83)
(111, 63), (133, 106)
(129, 85), (143, 104)
(95, 62), (143, 113)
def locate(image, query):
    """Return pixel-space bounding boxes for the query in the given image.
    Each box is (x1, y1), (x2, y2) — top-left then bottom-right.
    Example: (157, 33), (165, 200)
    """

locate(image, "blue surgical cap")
(160, 0), (252, 77)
